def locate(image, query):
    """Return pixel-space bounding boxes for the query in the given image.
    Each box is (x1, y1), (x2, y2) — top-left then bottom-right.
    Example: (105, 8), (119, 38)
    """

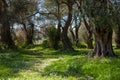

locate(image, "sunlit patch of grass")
(0, 45), (120, 80)
(42, 55), (120, 80)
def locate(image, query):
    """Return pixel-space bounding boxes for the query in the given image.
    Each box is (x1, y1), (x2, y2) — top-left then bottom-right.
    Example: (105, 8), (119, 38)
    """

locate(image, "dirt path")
(34, 58), (60, 72)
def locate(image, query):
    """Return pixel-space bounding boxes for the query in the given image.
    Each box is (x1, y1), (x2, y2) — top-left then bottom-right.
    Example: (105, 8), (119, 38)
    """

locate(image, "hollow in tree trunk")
(90, 27), (116, 57)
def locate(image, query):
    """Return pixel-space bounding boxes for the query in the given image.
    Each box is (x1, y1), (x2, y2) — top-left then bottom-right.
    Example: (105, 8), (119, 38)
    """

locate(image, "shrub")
(77, 42), (87, 48)
(15, 29), (26, 46)
(0, 43), (9, 50)
(41, 38), (50, 48)
(46, 25), (60, 49)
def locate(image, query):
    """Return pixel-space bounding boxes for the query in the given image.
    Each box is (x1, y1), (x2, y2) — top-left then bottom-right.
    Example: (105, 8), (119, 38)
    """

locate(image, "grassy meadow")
(0, 45), (120, 80)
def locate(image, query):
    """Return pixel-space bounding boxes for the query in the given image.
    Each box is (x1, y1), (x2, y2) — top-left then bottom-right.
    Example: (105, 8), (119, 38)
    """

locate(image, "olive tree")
(0, 0), (15, 48)
(0, 0), (37, 48)
(83, 0), (117, 57)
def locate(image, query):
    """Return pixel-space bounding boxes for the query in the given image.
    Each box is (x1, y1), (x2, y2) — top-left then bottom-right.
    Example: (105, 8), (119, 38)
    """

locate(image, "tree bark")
(114, 26), (120, 48)
(69, 25), (80, 47)
(61, 30), (74, 50)
(61, 3), (74, 51)
(26, 22), (34, 45)
(90, 27), (116, 57)
(53, 1), (61, 50)
(83, 17), (93, 49)
(0, 1), (15, 48)
(69, 27), (75, 42)
(1, 18), (15, 48)
(54, 22), (61, 49)
(22, 21), (34, 45)
(74, 25), (81, 47)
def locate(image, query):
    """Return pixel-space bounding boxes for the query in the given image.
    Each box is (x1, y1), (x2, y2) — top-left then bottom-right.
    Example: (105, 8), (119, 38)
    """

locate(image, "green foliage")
(41, 38), (62, 49)
(77, 42), (87, 48)
(46, 25), (60, 49)
(42, 55), (120, 80)
(42, 57), (83, 77)
(41, 38), (50, 48)
(0, 52), (32, 79)
(14, 30), (26, 47)
(10, 0), (37, 16)
(73, 42), (87, 48)
(0, 44), (8, 50)
(0, 43), (17, 50)
(84, 0), (118, 29)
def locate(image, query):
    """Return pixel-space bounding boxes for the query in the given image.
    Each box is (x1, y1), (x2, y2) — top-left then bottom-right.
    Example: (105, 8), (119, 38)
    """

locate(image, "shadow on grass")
(0, 50), (42, 79)
(0, 47), (92, 79)
(53, 49), (91, 56)
(34, 50), (90, 59)
(17, 46), (92, 59)
(23, 44), (92, 56)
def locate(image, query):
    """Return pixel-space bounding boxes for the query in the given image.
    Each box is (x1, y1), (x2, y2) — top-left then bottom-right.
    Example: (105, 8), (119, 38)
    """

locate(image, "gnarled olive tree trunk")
(69, 23), (81, 47)
(82, 0), (117, 57)
(26, 22), (34, 45)
(91, 27), (116, 57)
(62, 29), (74, 50)
(61, 3), (74, 51)
(1, 18), (15, 48)
(55, 23), (61, 49)
(22, 21), (34, 45)
(0, 1), (15, 48)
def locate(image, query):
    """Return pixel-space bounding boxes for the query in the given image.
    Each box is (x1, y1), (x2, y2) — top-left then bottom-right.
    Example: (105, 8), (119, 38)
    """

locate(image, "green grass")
(0, 45), (120, 80)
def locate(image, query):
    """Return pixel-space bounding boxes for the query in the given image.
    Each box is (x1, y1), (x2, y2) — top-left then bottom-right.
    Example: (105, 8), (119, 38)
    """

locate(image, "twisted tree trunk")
(1, 18), (15, 48)
(54, 23), (61, 49)
(91, 27), (116, 57)
(61, 3), (74, 51)
(0, 1), (15, 48)
(22, 21), (34, 45)
(62, 29), (74, 50)
(69, 27), (75, 42)
(75, 26), (80, 47)
(26, 22), (34, 45)
(83, 17), (93, 49)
